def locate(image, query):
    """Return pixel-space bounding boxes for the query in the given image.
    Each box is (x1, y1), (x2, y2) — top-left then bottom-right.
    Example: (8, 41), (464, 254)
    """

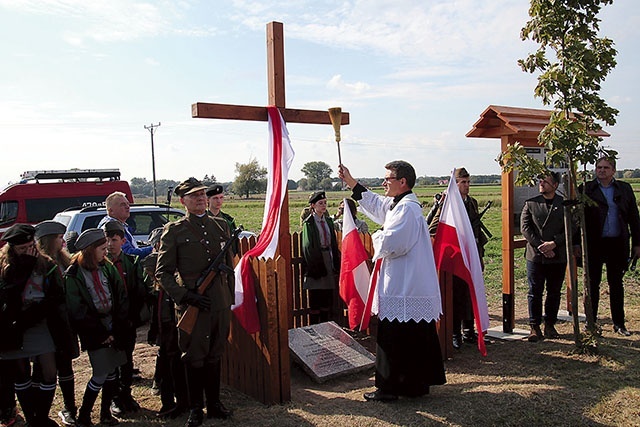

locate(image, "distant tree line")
(129, 160), (640, 198)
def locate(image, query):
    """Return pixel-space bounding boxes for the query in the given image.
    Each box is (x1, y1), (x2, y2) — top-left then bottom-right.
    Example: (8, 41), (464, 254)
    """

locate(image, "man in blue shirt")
(98, 192), (153, 258)
(582, 157), (640, 336)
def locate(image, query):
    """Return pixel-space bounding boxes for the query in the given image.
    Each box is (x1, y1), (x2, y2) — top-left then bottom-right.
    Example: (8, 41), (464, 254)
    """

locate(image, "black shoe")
(207, 401), (233, 419)
(99, 413), (119, 426)
(185, 409), (204, 427)
(614, 325), (631, 336)
(462, 330), (478, 344)
(452, 334), (462, 349)
(544, 323), (560, 339)
(157, 404), (177, 418)
(363, 389), (398, 402)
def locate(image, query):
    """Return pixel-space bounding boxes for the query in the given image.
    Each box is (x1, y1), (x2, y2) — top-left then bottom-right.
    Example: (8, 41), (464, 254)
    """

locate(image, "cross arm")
(192, 102), (349, 125)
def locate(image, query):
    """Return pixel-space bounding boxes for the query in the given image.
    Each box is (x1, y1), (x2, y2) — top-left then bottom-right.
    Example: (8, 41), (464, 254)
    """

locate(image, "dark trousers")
(375, 319), (446, 397)
(586, 237), (628, 326)
(0, 360), (16, 412)
(158, 322), (187, 409)
(452, 276), (474, 335)
(526, 261), (566, 326)
(118, 327), (137, 392)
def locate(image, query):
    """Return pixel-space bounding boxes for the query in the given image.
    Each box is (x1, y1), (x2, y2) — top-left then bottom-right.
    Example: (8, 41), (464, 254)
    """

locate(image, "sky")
(1, 0), (638, 188)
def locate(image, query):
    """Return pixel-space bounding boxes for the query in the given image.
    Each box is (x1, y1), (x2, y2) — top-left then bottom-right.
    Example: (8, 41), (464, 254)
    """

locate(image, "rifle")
(177, 226), (243, 334)
(472, 200), (493, 239)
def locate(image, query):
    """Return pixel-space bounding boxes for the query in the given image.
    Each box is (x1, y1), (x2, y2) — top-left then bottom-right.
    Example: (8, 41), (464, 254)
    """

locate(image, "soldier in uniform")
(428, 167), (488, 349)
(156, 178), (234, 427)
(206, 184), (238, 255)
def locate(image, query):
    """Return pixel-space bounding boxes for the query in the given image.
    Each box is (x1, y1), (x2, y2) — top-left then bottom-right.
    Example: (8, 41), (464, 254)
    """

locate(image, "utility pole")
(144, 122), (161, 203)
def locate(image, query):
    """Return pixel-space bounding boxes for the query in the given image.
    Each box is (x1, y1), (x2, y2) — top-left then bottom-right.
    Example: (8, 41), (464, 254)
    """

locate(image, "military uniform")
(155, 178), (234, 426)
(156, 212), (234, 364)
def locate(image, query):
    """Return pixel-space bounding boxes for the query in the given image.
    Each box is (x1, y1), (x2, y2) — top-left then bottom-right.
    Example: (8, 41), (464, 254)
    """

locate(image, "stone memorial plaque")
(289, 321), (375, 383)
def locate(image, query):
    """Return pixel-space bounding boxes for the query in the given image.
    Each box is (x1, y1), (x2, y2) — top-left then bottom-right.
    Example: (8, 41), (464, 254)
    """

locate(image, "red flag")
(433, 169), (490, 356)
(232, 106), (294, 334)
(338, 198), (372, 330)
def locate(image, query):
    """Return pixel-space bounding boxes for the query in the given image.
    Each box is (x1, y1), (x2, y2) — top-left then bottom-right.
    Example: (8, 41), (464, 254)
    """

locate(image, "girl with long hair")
(64, 229), (128, 427)
(0, 224), (67, 426)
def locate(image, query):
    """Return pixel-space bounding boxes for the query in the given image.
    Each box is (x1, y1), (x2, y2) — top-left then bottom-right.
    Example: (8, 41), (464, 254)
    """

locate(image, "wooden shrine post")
(191, 22), (349, 403)
(466, 105), (608, 333)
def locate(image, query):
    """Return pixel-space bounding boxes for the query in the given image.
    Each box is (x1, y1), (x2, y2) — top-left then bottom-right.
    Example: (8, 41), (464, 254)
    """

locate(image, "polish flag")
(338, 198), (372, 330)
(433, 169), (490, 356)
(231, 106), (294, 334)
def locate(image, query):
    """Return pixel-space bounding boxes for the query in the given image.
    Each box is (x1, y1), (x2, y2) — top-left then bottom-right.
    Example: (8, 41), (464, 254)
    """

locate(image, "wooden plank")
(192, 102), (350, 125)
(275, 256), (291, 402)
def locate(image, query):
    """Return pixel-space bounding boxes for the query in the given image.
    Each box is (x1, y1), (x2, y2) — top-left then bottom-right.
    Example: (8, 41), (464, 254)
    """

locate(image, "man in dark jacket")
(582, 157), (640, 336)
(521, 172), (573, 342)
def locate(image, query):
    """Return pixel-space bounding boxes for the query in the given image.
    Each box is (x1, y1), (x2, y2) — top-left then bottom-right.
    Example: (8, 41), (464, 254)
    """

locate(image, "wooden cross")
(192, 21), (349, 326)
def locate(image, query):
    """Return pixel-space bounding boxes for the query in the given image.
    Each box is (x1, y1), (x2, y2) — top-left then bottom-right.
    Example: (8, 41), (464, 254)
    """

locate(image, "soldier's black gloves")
(182, 291), (211, 311)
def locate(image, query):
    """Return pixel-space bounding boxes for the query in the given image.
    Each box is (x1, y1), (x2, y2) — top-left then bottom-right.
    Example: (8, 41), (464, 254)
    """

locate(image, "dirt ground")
(6, 284), (635, 427)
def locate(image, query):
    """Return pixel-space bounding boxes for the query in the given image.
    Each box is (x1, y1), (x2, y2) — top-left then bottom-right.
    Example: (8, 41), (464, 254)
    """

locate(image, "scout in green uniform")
(156, 178), (235, 427)
(103, 221), (149, 416)
(206, 184), (238, 256)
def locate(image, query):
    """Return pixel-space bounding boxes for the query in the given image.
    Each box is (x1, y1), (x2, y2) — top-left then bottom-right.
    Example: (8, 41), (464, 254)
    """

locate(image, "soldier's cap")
(65, 231), (79, 253)
(2, 223), (35, 245)
(75, 228), (107, 251)
(102, 220), (125, 236)
(309, 191), (326, 205)
(206, 184), (224, 198)
(35, 220), (66, 239)
(174, 177), (207, 197)
(455, 167), (470, 179)
(148, 227), (164, 247)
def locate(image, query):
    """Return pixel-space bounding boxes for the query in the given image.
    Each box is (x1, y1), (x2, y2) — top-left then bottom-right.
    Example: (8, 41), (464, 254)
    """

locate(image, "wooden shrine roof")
(466, 105), (610, 140)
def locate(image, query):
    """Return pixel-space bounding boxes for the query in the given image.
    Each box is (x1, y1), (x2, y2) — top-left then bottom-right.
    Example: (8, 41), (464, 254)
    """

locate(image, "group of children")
(0, 219), (181, 427)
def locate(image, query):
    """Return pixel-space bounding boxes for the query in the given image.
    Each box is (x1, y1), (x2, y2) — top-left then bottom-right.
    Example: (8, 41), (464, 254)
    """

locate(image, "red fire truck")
(0, 169), (133, 238)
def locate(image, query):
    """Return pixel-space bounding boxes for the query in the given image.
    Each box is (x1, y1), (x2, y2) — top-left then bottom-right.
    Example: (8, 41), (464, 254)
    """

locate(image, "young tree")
(233, 159), (267, 198)
(301, 161), (332, 189)
(498, 0), (618, 351)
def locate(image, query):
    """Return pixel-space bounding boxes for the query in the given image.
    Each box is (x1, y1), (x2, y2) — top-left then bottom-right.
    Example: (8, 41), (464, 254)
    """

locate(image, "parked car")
(53, 204), (185, 246)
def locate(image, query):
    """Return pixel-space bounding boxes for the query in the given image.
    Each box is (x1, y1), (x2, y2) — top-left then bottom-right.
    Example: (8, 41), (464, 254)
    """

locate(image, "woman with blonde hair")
(65, 228), (128, 427)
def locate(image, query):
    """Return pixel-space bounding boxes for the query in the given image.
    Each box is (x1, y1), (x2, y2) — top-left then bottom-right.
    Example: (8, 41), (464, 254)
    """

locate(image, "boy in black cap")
(102, 221), (149, 416)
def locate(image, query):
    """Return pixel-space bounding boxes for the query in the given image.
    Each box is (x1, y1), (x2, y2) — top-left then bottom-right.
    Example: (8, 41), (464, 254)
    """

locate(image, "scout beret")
(148, 227), (164, 247)
(102, 220), (125, 235)
(174, 177), (207, 197)
(309, 191), (326, 205)
(455, 167), (470, 179)
(2, 224), (35, 245)
(206, 184), (224, 197)
(35, 220), (67, 239)
(75, 228), (107, 251)
(65, 231), (79, 253)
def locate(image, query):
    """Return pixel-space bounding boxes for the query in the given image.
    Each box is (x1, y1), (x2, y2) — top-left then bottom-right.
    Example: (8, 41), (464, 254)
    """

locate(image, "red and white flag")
(338, 198), (372, 330)
(433, 169), (490, 356)
(232, 106), (294, 334)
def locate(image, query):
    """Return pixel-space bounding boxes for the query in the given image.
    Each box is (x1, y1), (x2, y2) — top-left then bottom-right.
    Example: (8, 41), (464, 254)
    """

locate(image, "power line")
(144, 122), (161, 204)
